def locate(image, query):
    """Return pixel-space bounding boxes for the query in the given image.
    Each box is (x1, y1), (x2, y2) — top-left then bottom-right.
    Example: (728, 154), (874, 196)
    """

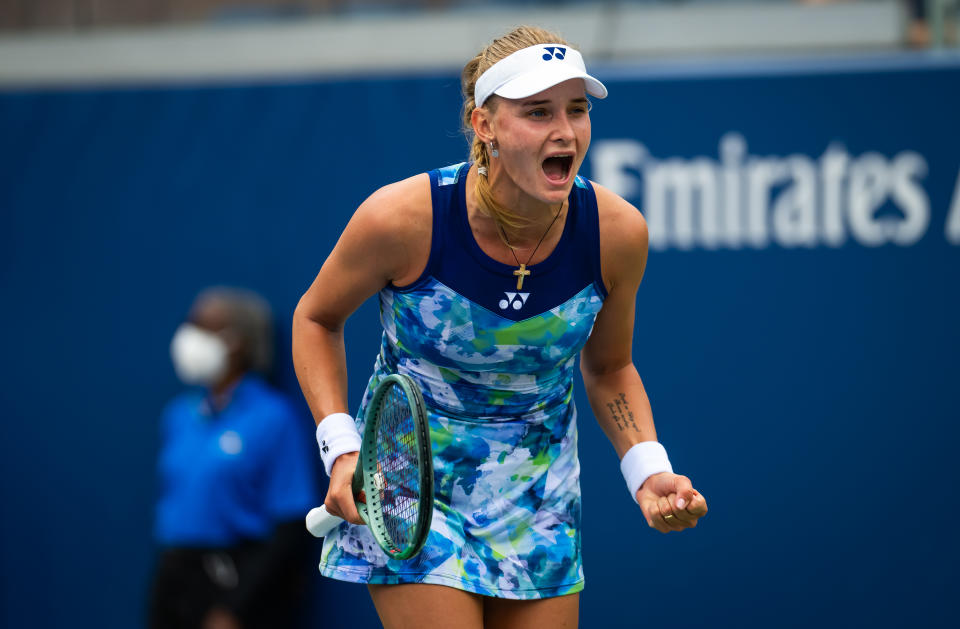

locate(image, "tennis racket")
(305, 373), (434, 560)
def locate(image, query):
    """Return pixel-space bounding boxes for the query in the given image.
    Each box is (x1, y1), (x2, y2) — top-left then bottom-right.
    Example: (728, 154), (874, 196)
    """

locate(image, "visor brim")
(493, 67), (608, 102)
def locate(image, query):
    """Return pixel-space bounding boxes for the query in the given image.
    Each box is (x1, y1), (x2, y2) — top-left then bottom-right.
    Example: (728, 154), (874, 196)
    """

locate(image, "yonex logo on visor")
(474, 43), (608, 108)
(542, 46), (566, 60)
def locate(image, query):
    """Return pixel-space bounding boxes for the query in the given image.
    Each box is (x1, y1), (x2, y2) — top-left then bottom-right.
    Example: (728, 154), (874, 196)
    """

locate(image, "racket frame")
(353, 373), (434, 560)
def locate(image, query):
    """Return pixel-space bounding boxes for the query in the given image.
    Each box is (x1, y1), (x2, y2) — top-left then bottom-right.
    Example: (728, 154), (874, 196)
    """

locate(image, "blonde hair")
(461, 26), (571, 239)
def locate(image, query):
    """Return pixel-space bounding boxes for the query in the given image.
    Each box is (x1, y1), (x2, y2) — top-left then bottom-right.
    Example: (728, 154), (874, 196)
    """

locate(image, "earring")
(490, 141), (499, 158)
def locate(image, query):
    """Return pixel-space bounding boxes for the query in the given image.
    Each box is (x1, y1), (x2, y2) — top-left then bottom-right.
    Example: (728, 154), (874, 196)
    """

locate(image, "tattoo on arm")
(606, 392), (640, 433)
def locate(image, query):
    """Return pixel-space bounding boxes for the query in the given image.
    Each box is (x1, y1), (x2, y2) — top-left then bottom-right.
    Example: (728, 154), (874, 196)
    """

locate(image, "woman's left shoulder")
(589, 181), (649, 269)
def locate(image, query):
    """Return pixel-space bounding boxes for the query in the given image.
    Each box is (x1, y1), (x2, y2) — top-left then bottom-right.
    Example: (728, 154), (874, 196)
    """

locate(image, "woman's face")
(487, 78), (592, 207)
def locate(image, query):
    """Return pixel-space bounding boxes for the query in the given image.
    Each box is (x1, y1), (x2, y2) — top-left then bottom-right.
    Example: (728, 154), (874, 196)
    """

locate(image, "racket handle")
(305, 506), (344, 538)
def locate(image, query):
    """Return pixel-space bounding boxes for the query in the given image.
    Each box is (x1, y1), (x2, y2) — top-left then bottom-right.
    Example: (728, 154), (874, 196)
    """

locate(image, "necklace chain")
(498, 202), (563, 290)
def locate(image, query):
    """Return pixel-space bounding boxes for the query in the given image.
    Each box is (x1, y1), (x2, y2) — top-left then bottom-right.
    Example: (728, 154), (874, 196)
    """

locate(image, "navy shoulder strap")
(395, 163), (467, 290)
(568, 175), (608, 300)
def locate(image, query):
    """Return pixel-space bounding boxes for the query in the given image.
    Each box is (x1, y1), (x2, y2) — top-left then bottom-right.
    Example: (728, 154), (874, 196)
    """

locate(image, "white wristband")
(620, 441), (673, 505)
(315, 413), (362, 477)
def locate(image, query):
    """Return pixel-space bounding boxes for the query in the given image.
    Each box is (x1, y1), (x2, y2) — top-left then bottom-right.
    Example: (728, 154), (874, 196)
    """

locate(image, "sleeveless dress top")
(319, 162), (607, 599)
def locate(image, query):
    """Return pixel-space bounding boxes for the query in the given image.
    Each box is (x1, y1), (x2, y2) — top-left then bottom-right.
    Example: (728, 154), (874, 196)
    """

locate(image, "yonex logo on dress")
(542, 47), (566, 61)
(499, 292), (530, 311)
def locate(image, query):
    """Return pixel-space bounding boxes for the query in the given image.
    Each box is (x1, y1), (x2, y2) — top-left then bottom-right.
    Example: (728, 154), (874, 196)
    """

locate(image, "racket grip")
(305, 506), (344, 538)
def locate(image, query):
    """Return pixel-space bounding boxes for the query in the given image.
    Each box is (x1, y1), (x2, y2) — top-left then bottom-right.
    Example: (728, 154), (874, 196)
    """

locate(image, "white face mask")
(170, 323), (229, 386)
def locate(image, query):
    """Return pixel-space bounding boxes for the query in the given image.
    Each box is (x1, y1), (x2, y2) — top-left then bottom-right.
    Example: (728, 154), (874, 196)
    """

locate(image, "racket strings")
(375, 386), (421, 549)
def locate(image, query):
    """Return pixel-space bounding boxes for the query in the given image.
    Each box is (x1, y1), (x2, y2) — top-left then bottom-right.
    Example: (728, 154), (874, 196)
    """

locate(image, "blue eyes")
(526, 105), (590, 119)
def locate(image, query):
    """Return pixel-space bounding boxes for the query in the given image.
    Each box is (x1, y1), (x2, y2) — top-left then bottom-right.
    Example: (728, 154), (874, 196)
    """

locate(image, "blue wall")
(2, 53), (958, 628)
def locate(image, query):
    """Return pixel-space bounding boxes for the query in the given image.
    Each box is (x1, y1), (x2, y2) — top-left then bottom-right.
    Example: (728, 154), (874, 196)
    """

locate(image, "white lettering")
(645, 159), (719, 250)
(589, 140), (646, 199)
(720, 133), (747, 249)
(946, 167), (960, 245)
(889, 151), (929, 246)
(586, 134), (935, 252)
(745, 158), (787, 248)
(772, 156), (818, 248)
(820, 145), (849, 247)
(847, 153), (890, 247)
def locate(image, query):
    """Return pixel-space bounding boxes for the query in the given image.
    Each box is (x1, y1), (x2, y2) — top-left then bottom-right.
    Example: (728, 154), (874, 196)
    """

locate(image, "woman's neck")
(467, 165), (565, 246)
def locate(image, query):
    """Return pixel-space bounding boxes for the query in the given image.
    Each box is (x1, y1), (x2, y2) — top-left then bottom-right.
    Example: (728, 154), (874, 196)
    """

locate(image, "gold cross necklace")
(499, 202), (564, 290)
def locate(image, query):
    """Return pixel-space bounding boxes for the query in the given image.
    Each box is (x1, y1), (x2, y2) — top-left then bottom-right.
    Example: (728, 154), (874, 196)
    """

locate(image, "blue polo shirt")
(154, 376), (320, 547)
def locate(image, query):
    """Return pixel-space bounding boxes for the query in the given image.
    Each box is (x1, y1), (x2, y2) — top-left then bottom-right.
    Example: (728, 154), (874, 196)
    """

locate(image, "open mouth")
(542, 155), (573, 183)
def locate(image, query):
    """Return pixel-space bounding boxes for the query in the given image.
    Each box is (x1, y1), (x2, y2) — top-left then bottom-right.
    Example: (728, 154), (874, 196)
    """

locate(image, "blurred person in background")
(905, 0), (932, 47)
(150, 286), (320, 629)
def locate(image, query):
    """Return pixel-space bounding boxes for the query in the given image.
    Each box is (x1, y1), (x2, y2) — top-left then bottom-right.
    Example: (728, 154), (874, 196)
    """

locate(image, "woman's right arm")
(292, 173), (431, 523)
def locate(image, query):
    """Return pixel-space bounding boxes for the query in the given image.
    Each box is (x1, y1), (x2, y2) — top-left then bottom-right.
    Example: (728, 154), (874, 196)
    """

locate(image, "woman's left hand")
(636, 472), (708, 533)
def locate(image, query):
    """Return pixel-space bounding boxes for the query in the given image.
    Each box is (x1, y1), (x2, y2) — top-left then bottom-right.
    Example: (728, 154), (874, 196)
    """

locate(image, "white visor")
(475, 43), (608, 108)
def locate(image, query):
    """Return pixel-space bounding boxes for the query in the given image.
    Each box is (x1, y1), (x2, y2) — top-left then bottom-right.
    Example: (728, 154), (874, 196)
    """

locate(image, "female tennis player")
(293, 25), (707, 628)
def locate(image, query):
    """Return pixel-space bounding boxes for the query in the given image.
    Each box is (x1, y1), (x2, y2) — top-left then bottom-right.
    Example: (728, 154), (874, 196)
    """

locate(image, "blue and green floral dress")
(319, 163), (607, 599)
